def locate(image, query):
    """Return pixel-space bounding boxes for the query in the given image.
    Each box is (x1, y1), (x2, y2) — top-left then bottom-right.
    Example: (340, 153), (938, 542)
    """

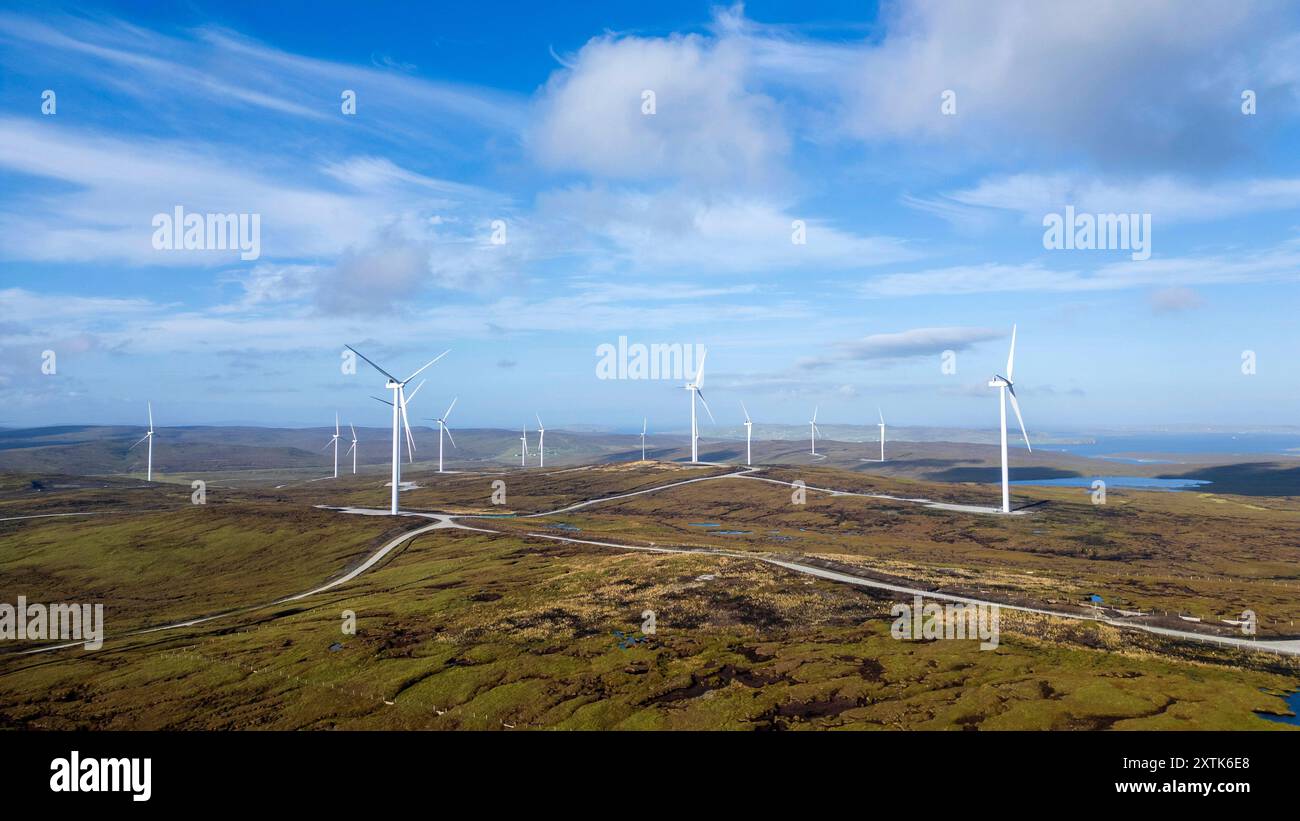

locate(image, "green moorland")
(0, 465), (1297, 729)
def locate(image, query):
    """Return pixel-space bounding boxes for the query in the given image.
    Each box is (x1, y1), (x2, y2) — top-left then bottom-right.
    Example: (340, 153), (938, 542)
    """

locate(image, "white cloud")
(529, 27), (788, 182)
(913, 173), (1300, 226)
(535, 185), (916, 274)
(861, 240), (1300, 297)
(838, 0), (1279, 166)
(0, 13), (525, 136)
(800, 325), (1005, 369)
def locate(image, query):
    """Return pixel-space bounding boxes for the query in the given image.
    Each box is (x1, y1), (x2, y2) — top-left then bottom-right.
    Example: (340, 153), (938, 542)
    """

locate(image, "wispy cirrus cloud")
(860, 240), (1300, 297)
(908, 173), (1300, 228)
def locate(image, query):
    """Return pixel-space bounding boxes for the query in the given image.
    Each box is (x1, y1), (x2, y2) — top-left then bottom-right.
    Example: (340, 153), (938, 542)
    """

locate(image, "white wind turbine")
(519, 425), (530, 467)
(740, 401), (753, 466)
(347, 344), (449, 515)
(427, 397), (457, 473)
(988, 325), (1031, 514)
(682, 347), (713, 463)
(877, 408), (886, 462)
(128, 401), (155, 481)
(535, 414), (545, 467)
(809, 406), (822, 456)
(324, 413), (341, 478)
(346, 422), (358, 474)
(640, 417), (647, 461)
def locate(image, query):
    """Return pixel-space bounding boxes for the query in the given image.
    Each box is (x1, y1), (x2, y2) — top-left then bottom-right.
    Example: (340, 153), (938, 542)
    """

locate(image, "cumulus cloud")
(839, 0), (1279, 168)
(529, 25), (787, 183)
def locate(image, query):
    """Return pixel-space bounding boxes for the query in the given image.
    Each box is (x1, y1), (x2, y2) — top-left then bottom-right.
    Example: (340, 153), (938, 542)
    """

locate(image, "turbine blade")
(346, 441), (356, 455)
(405, 378), (426, 404)
(349, 423), (357, 440)
(399, 389), (416, 461)
(1006, 324), (1017, 381)
(346, 345), (399, 382)
(403, 349), (450, 384)
(694, 347), (708, 388)
(878, 407), (884, 425)
(443, 396), (458, 420)
(641, 417), (647, 435)
(812, 405), (818, 423)
(147, 401), (153, 431)
(741, 400), (750, 423)
(128, 434), (149, 450)
(372, 395), (394, 406)
(444, 425), (456, 449)
(536, 413), (544, 430)
(1007, 386), (1032, 452)
(697, 389), (715, 423)
(335, 413), (339, 435)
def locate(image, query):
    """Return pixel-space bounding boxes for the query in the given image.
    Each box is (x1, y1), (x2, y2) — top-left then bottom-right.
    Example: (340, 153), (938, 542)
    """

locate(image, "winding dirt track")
(7, 465), (1298, 657)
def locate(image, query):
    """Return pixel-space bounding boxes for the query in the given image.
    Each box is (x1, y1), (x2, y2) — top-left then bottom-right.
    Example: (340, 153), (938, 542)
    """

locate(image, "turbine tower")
(877, 408), (886, 462)
(520, 425), (530, 467)
(987, 325), (1031, 513)
(346, 423), (358, 474)
(682, 348), (713, 463)
(809, 406), (822, 456)
(428, 397), (457, 473)
(347, 344), (449, 515)
(536, 414), (545, 468)
(325, 413), (341, 478)
(741, 401), (753, 466)
(640, 417), (647, 462)
(128, 401), (154, 481)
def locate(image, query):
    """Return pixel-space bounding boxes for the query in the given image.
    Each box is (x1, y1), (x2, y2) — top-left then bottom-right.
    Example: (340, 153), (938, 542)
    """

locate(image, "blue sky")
(2, 0), (1300, 432)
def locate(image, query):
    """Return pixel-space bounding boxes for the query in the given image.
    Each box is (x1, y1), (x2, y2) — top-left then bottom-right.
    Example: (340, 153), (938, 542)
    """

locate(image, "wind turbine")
(877, 408), (886, 462)
(346, 344), (449, 515)
(988, 325), (1031, 513)
(683, 347), (713, 463)
(128, 401), (154, 481)
(346, 423), (358, 474)
(324, 413), (341, 478)
(427, 397), (457, 473)
(519, 425), (530, 467)
(740, 401), (752, 466)
(809, 406), (822, 456)
(535, 414), (545, 468)
(640, 417), (647, 461)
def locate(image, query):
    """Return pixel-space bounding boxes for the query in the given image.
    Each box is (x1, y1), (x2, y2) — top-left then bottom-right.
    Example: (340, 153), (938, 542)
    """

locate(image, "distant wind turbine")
(809, 406), (822, 456)
(877, 408), (886, 462)
(520, 425), (530, 467)
(128, 401), (154, 481)
(683, 347), (713, 463)
(347, 344), (449, 515)
(427, 397), (457, 473)
(536, 414), (545, 467)
(988, 325), (1031, 513)
(346, 422), (358, 474)
(740, 401), (752, 466)
(640, 417), (647, 462)
(324, 413), (341, 478)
